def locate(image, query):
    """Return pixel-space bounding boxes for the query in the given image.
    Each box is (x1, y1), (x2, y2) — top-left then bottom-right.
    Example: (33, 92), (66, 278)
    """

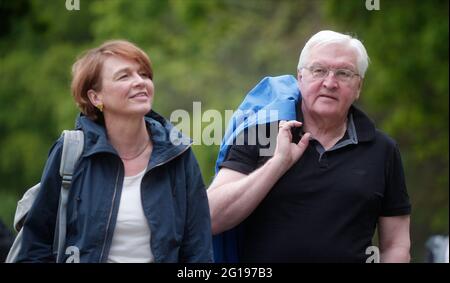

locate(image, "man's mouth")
(318, 94), (337, 100)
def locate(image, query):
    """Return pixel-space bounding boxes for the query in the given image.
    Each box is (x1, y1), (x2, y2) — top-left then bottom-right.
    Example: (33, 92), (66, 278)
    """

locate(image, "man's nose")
(322, 71), (338, 89)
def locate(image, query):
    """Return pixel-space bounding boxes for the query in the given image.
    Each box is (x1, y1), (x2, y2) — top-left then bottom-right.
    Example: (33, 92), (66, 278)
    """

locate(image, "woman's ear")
(87, 89), (102, 107)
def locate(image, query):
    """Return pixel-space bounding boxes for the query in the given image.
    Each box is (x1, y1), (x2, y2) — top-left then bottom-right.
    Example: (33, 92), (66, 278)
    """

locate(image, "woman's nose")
(131, 73), (145, 87)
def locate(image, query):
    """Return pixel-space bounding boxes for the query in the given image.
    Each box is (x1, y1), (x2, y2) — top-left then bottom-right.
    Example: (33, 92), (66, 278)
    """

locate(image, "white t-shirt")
(107, 168), (154, 263)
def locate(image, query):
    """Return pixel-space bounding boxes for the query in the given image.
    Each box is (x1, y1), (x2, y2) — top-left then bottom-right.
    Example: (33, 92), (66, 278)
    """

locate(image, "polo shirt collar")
(296, 100), (376, 147)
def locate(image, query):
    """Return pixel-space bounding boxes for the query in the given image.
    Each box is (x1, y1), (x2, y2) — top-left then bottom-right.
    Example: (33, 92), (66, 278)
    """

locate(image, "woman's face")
(89, 55), (154, 120)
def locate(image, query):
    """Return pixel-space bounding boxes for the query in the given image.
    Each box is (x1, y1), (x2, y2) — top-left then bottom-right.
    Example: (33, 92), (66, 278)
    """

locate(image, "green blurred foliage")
(0, 0), (447, 262)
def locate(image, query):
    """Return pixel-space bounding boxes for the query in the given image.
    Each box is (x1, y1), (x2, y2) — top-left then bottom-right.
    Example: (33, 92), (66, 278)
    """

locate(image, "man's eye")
(313, 68), (327, 75)
(336, 70), (352, 78)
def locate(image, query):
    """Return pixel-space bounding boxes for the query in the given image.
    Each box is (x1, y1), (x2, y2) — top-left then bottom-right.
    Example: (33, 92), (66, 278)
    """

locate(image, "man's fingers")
(296, 132), (311, 150)
(289, 132), (311, 163)
(279, 120), (302, 131)
(293, 132), (311, 154)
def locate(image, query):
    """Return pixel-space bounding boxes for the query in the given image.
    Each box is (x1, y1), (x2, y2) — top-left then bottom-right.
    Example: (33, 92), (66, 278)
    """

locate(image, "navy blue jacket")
(17, 111), (213, 262)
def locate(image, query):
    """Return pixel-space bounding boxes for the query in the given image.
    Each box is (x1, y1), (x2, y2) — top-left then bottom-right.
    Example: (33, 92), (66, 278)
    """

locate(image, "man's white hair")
(297, 30), (370, 78)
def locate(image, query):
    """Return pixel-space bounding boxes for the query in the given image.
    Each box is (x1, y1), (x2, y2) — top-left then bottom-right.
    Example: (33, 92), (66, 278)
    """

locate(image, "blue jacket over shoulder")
(213, 75), (300, 262)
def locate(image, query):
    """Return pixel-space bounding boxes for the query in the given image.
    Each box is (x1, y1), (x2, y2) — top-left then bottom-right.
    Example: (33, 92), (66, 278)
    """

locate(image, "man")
(208, 30), (411, 263)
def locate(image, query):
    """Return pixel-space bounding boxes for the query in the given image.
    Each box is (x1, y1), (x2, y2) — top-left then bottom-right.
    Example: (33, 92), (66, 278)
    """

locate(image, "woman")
(16, 40), (213, 263)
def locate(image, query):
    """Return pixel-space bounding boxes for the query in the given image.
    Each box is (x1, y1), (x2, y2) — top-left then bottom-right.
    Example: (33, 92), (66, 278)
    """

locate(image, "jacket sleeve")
(179, 149), (214, 263)
(15, 139), (64, 262)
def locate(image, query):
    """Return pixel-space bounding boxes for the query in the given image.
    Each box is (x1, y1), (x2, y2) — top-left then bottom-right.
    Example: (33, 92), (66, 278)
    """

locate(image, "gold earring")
(97, 104), (103, 112)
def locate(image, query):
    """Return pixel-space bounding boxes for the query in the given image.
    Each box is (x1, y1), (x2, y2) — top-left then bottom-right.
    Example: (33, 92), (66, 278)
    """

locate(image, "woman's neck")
(104, 114), (150, 158)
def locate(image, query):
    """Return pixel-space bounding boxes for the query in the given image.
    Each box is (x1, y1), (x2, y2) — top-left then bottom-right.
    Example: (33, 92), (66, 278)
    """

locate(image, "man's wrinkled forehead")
(306, 43), (358, 68)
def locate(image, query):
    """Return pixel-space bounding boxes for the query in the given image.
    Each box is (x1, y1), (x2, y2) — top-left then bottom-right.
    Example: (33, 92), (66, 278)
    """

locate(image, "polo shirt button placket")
(319, 153), (329, 169)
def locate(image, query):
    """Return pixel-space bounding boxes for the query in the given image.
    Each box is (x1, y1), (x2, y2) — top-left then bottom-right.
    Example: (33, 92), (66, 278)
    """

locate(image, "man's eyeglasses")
(303, 65), (360, 82)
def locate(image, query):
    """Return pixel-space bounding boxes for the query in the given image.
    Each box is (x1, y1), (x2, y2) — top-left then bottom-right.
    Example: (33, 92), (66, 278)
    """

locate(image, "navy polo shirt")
(220, 103), (411, 262)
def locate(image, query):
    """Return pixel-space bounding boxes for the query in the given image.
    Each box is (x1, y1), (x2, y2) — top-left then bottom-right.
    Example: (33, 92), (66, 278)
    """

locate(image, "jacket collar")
(75, 110), (192, 166)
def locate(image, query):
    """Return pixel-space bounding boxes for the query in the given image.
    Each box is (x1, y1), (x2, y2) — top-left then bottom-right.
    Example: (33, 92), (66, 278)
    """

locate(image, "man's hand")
(208, 121), (311, 234)
(273, 120), (311, 171)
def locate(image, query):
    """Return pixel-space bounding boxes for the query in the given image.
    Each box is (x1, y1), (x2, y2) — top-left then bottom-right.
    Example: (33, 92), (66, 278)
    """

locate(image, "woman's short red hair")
(71, 40), (153, 121)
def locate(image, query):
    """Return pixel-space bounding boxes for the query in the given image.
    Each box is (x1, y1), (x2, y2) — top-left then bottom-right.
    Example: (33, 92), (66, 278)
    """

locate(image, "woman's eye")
(140, 70), (152, 78)
(118, 74), (128, 80)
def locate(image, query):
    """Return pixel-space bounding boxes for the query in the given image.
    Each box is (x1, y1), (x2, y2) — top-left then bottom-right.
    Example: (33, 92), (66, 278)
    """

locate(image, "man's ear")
(355, 79), (363, 100)
(297, 69), (303, 82)
(297, 70), (303, 89)
(87, 89), (103, 107)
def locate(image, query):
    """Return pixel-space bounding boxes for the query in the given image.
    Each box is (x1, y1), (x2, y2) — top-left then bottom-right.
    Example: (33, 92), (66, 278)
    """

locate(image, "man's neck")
(302, 111), (348, 150)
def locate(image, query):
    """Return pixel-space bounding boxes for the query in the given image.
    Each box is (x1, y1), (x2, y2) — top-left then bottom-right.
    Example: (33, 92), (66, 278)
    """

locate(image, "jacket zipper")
(99, 143), (191, 262)
(140, 143), (192, 263)
(99, 165), (121, 262)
